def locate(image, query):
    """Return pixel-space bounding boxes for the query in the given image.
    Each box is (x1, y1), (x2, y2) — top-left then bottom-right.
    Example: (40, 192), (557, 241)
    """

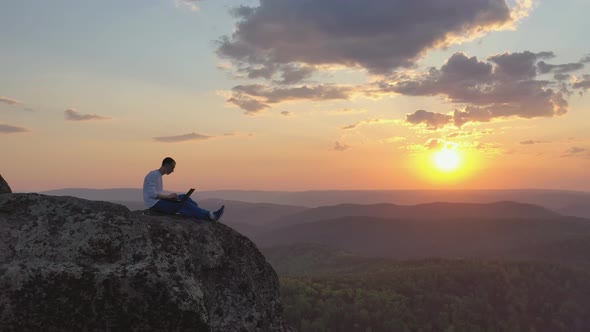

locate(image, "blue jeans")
(151, 194), (211, 220)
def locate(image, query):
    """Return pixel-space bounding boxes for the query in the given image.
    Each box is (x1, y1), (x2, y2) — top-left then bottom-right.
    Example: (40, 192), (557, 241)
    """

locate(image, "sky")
(1, 0), (589, 192)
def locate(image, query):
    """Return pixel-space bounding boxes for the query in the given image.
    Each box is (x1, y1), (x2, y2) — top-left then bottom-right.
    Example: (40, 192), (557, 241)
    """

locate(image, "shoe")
(212, 205), (225, 222)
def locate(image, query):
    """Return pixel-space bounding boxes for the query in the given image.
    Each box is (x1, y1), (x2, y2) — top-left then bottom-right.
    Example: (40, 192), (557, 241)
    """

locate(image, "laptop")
(175, 188), (195, 204)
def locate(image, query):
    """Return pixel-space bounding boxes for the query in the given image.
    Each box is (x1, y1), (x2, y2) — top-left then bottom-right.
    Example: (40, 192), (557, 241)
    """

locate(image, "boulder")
(0, 174), (11, 194)
(0, 194), (288, 331)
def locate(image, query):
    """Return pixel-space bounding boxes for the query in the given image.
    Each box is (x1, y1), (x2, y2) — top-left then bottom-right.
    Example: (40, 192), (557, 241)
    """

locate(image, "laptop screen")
(177, 188), (195, 203)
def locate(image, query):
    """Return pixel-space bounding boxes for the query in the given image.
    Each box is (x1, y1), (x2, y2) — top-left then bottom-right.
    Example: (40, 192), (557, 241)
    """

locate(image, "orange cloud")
(333, 141), (350, 151)
(0, 123), (29, 134)
(64, 109), (110, 121)
(228, 84), (359, 114)
(153, 132), (212, 143)
(0, 96), (19, 106)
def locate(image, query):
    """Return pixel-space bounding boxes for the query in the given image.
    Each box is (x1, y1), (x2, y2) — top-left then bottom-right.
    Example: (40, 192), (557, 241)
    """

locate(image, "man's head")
(160, 157), (176, 175)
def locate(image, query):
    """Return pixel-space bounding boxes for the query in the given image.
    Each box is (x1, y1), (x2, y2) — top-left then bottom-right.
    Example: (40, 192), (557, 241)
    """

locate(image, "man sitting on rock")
(143, 157), (224, 221)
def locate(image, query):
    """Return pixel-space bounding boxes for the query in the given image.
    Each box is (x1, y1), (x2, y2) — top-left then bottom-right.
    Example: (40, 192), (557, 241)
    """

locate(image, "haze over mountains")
(271, 201), (561, 229)
(40, 188), (590, 218)
(258, 214), (590, 258)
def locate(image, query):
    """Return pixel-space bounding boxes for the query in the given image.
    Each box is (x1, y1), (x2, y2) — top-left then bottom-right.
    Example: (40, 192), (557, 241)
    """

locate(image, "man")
(143, 157), (224, 221)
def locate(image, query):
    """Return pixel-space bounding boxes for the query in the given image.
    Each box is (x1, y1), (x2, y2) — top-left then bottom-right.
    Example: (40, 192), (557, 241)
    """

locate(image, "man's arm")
(157, 192), (178, 200)
(144, 173), (177, 200)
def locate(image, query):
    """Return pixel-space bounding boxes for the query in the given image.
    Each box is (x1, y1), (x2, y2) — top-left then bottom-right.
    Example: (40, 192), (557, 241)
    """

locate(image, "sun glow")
(433, 148), (461, 172)
(410, 146), (479, 187)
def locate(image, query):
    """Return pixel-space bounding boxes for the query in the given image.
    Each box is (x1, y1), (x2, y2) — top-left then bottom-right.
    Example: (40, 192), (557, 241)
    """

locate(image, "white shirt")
(143, 169), (163, 208)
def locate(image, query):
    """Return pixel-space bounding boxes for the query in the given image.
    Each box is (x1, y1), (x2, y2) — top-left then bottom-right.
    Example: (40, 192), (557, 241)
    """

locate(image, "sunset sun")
(433, 148), (461, 172)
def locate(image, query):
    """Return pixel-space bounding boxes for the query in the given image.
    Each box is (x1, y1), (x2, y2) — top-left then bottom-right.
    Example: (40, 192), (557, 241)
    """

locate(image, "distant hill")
(257, 214), (590, 259)
(41, 188), (307, 220)
(39, 188), (590, 216)
(559, 203), (590, 219)
(197, 198), (307, 227)
(272, 201), (561, 229)
(196, 198), (308, 237)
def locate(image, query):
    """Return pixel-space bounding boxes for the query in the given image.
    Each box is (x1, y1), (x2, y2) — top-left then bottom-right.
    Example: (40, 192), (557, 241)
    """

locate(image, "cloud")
(341, 122), (360, 130)
(333, 141), (350, 151)
(573, 75), (590, 90)
(385, 136), (406, 143)
(227, 84), (358, 114)
(227, 96), (269, 115)
(566, 147), (585, 154)
(64, 109), (110, 121)
(405, 139), (458, 152)
(330, 108), (367, 115)
(406, 110), (453, 130)
(446, 129), (493, 138)
(216, 62), (233, 71)
(520, 140), (545, 145)
(153, 132), (212, 143)
(175, 0), (201, 11)
(0, 96), (19, 106)
(341, 118), (392, 130)
(0, 123), (29, 134)
(0, 96), (35, 112)
(217, 0), (531, 81)
(489, 51), (554, 79)
(537, 61), (584, 75)
(553, 73), (571, 81)
(232, 84), (355, 103)
(537, 60), (585, 81)
(280, 111), (291, 116)
(385, 51), (579, 128)
(473, 142), (502, 151)
(276, 65), (315, 85)
(562, 147), (589, 158)
(425, 139), (444, 150)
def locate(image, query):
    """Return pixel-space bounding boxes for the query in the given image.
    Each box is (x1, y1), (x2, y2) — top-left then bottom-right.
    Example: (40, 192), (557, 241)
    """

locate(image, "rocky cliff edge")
(0, 193), (288, 331)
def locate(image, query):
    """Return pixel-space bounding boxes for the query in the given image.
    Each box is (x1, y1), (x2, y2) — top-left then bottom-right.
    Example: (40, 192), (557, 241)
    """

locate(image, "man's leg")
(151, 199), (183, 214)
(186, 198), (224, 221)
(177, 197), (213, 220)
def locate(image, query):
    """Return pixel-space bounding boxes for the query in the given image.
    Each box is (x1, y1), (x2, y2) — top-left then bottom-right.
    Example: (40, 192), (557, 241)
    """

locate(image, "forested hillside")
(258, 216), (590, 258)
(280, 260), (590, 332)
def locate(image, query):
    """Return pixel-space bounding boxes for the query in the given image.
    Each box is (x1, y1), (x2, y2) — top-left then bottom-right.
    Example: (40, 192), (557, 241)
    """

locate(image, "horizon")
(37, 186), (590, 194)
(2, 0), (589, 192)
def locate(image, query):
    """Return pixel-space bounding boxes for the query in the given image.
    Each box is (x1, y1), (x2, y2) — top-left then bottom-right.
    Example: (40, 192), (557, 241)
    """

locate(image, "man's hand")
(167, 193), (178, 200)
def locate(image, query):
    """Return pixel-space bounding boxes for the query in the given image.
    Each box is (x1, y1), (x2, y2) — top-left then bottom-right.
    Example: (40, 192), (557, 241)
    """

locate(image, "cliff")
(0, 193), (288, 331)
(0, 174), (11, 194)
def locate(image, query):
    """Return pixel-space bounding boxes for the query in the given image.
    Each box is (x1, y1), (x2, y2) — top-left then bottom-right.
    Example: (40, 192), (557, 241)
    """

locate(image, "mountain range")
(39, 188), (590, 218)
(270, 201), (561, 229)
(38, 188), (590, 265)
(257, 214), (590, 258)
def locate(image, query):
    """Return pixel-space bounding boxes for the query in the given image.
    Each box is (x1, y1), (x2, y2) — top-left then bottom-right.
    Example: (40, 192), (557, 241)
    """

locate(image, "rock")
(0, 174), (11, 194)
(0, 194), (288, 331)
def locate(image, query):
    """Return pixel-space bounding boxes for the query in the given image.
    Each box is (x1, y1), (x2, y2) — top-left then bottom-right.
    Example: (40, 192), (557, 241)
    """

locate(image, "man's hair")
(162, 157), (175, 166)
